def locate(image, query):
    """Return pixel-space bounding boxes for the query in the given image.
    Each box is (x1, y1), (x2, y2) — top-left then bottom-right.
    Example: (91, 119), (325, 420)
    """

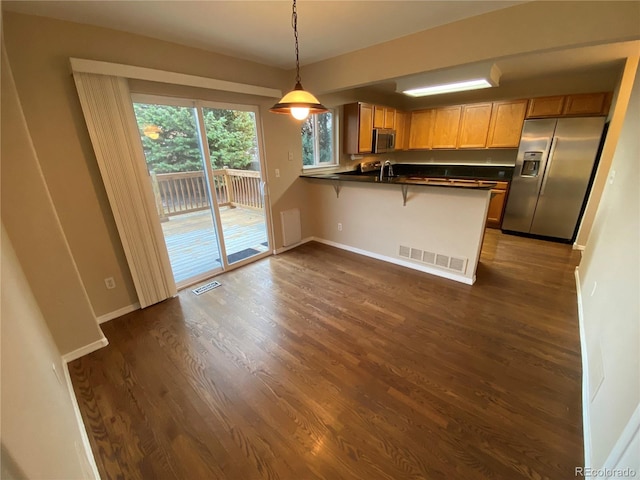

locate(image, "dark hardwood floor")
(70, 229), (584, 480)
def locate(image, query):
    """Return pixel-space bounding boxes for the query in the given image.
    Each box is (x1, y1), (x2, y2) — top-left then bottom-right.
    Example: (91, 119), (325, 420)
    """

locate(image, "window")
(301, 110), (337, 168)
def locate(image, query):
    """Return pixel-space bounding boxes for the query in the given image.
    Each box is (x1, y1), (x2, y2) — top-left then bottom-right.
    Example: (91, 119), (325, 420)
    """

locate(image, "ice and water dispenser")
(521, 151), (542, 177)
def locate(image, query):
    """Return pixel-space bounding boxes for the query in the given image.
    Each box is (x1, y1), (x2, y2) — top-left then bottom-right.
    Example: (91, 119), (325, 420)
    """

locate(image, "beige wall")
(307, 181), (489, 283)
(3, 4), (638, 320)
(2, 12), (296, 316)
(1, 45), (104, 355)
(1, 226), (97, 479)
(577, 62), (639, 468)
(301, 1), (640, 94)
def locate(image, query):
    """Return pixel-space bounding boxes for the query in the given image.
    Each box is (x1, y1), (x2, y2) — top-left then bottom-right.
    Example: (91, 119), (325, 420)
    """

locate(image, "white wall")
(0, 226), (97, 479)
(577, 61), (639, 470)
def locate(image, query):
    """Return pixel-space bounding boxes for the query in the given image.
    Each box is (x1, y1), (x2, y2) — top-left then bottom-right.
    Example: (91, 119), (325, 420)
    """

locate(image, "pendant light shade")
(270, 0), (327, 121)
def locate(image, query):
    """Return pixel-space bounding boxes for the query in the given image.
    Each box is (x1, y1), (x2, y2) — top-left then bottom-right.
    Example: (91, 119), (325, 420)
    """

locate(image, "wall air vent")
(398, 244), (467, 275)
(422, 251), (436, 264)
(449, 257), (467, 273)
(435, 254), (450, 268)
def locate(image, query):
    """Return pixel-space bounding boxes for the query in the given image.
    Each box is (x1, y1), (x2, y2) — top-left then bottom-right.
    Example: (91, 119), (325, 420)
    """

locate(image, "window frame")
(301, 108), (339, 170)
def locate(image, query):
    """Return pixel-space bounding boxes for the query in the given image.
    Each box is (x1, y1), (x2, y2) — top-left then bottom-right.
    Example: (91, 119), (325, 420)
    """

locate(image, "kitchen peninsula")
(302, 164), (499, 285)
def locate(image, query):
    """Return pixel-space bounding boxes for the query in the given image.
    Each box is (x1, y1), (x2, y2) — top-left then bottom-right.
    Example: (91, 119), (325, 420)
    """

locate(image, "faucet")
(380, 160), (394, 181)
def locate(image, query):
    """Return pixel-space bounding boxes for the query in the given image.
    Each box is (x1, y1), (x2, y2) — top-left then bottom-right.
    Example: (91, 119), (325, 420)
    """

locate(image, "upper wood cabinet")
(395, 111), (409, 151)
(526, 95), (565, 118)
(343, 102), (374, 154)
(431, 106), (462, 149)
(409, 109), (434, 149)
(563, 92), (612, 116)
(527, 92), (612, 118)
(486, 99), (528, 148)
(457, 103), (492, 149)
(374, 105), (396, 129)
(408, 100), (527, 151)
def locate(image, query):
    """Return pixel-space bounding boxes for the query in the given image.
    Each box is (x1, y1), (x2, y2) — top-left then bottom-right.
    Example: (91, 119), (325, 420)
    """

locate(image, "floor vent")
(192, 281), (221, 295)
(399, 244), (468, 274)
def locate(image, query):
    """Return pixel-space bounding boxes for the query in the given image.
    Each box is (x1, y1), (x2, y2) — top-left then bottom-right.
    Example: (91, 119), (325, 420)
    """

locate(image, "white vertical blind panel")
(73, 73), (176, 307)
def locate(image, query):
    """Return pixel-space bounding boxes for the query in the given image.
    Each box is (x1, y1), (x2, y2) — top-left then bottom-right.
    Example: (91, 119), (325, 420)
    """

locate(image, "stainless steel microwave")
(372, 128), (396, 153)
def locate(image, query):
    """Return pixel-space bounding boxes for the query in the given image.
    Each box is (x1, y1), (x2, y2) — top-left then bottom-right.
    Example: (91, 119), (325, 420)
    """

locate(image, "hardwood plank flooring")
(70, 230), (583, 479)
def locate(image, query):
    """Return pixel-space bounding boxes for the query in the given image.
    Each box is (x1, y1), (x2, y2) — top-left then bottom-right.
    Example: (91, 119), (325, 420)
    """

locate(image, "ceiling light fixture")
(403, 79), (493, 97)
(270, 0), (327, 121)
(396, 62), (502, 98)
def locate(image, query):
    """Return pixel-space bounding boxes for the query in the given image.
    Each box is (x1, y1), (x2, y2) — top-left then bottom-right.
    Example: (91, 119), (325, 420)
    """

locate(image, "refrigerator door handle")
(540, 137), (558, 196)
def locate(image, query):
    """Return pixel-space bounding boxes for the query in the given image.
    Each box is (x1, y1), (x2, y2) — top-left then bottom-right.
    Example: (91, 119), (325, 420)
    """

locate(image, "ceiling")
(3, 0), (638, 104)
(3, 0), (526, 69)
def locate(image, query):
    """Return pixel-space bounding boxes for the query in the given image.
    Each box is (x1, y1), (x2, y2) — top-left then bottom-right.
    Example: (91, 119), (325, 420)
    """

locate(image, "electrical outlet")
(104, 277), (116, 289)
(608, 169), (616, 185)
(337, 222), (343, 231)
(288, 151), (294, 161)
(275, 168), (280, 178)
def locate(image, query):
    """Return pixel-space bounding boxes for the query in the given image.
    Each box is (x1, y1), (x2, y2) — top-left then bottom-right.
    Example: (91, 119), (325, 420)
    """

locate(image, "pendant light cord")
(291, 0), (301, 84)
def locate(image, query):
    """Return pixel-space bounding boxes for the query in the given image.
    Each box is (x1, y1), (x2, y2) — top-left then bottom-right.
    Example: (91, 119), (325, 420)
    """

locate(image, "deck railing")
(151, 168), (263, 218)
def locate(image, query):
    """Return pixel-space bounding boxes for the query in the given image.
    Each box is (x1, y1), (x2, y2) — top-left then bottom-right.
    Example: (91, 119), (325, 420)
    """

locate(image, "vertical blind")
(72, 72), (176, 307)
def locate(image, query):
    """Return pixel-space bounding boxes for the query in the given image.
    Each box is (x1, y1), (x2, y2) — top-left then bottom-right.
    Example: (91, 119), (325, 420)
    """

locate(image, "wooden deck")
(161, 206), (268, 284)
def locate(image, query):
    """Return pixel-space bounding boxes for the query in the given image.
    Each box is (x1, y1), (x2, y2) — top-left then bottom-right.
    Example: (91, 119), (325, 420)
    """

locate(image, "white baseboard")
(603, 403), (640, 471)
(62, 353), (105, 480)
(273, 237), (314, 254)
(575, 266), (592, 468)
(97, 302), (140, 324)
(62, 336), (109, 364)
(312, 237), (475, 285)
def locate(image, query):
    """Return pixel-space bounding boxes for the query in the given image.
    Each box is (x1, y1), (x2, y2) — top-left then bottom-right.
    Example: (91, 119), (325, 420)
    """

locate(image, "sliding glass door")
(131, 95), (271, 288)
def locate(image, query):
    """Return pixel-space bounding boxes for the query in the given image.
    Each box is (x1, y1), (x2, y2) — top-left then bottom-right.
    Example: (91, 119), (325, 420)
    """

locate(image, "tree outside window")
(301, 111), (337, 167)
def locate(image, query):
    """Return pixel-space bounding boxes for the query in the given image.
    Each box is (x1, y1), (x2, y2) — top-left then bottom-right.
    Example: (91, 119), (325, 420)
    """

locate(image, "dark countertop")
(300, 173), (496, 189)
(301, 163), (513, 189)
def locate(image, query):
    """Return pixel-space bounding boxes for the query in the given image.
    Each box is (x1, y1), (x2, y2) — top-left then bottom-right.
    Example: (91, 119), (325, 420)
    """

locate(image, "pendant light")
(270, 0), (328, 121)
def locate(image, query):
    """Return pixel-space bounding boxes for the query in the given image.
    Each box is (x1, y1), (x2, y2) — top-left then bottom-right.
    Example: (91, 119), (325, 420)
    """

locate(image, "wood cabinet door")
(486, 188), (507, 228)
(526, 96), (565, 118)
(358, 103), (374, 153)
(487, 100), (528, 148)
(431, 106), (462, 149)
(563, 92), (612, 116)
(373, 105), (385, 129)
(457, 103), (492, 148)
(395, 111), (408, 150)
(408, 109), (434, 149)
(384, 108), (396, 129)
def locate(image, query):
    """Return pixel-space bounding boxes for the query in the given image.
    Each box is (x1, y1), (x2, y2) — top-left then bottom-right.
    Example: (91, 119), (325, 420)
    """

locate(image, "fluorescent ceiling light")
(396, 62), (502, 98)
(403, 79), (493, 97)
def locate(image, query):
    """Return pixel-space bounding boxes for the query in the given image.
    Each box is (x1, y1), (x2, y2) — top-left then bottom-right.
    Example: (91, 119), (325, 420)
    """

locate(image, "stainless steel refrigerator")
(502, 117), (606, 241)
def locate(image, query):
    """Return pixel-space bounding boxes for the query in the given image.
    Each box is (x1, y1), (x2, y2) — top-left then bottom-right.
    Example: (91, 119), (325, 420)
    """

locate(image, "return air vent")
(435, 254), (449, 268)
(398, 244), (467, 274)
(449, 257), (466, 273)
(422, 251), (436, 264)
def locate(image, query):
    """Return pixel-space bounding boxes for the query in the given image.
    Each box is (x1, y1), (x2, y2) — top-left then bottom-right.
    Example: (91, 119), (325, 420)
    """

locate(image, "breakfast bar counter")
(301, 166), (494, 285)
